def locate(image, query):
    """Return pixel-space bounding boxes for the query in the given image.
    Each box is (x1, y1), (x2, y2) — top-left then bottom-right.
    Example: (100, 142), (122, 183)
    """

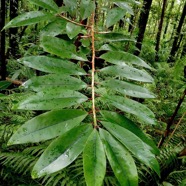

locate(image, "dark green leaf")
(40, 36), (88, 61)
(63, 0), (77, 16)
(100, 111), (159, 155)
(18, 56), (86, 75)
(66, 23), (82, 39)
(103, 95), (156, 125)
(100, 129), (138, 186)
(100, 65), (154, 83)
(23, 74), (87, 91)
(30, 0), (59, 12)
(14, 88), (88, 110)
(3, 11), (54, 29)
(101, 122), (160, 176)
(101, 79), (155, 98)
(100, 51), (152, 69)
(80, 0), (95, 20)
(8, 110), (87, 145)
(106, 8), (126, 28)
(40, 18), (67, 37)
(83, 129), (106, 186)
(0, 81), (11, 90)
(32, 124), (93, 178)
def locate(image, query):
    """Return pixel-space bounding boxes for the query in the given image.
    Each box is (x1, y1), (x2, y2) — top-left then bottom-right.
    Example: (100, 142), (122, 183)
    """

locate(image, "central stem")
(91, 13), (97, 127)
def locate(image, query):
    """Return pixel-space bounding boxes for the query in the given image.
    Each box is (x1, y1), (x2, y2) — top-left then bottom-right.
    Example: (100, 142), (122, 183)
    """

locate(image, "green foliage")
(3, 0), (162, 185)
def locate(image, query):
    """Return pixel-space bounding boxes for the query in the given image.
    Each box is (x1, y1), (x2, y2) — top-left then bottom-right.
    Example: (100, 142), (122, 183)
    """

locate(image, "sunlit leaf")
(18, 56), (86, 75)
(101, 79), (155, 98)
(83, 129), (106, 186)
(100, 129), (138, 186)
(100, 110), (159, 155)
(32, 124), (93, 178)
(103, 95), (156, 125)
(23, 74), (87, 92)
(101, 122), (160, 176)
(100, 65), (154, 83)
(8, 110), (87, 145)
(14, 88), (88, 110)
(3, 11), (54, 29)
(66, 22), (82, 39)
(100, 51), (152, 69)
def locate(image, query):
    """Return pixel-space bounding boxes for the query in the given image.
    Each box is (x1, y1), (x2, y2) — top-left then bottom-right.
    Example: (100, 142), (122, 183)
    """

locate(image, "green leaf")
(101, 79), (155, 98)
(23, 74), (87, 92)
(106, 8), (126, 28)
(3, 11), (54, 29)
(0, 81), (11, 90)
(32, 124), (93, 178)
(14, 88), (88, 110)
(63, 0), (77, 16)
(100, 51), (152, 69)
(101, 122), (160, 176)
(99, 129), (138, 186)
(100, 65), (154, 83)
(114, 2), (134, 15)
(103, 95), (156, 125)
(40, 36), (88, 61)
(100, 111), (159, 155)
(30, 0), (59, 12)
(8, 109), (87, 145)
(66, 22), (82, 39)
(83, 129), (106, 186)
(97, 33), (135, 42)
(18, 56), (86, 75)
(80, 0), (95, 20)
(40, 18), (67, 37)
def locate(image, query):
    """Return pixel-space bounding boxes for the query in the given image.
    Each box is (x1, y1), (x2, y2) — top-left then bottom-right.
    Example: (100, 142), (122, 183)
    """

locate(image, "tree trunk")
(163, 0), (175, 38)
(9, 0), (19, 58)
(168, 2), (186, 62)
(155, 0), (168, 61)
(134, 0), (153, 56)
(0, 0), (6, 80)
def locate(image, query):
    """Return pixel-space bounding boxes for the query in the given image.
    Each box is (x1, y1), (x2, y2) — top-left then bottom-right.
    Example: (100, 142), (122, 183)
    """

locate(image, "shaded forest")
(0, 0), (186, 186)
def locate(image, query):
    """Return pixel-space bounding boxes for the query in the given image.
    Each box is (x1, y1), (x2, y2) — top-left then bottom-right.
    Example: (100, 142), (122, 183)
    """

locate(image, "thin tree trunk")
(155, 0), (168, 61)
(0, 0), (6, 80)
(134, 0), (153, 56)
(163, 0), (175, 38)
(168, 2), (186, 62)
(9, 0), (19, 58)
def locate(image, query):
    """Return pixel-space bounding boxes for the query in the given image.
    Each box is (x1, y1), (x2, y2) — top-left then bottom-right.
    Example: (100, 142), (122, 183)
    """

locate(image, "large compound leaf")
(18, 56), (86, 75)
(30, 0), (59, 12)
(32, 124), (93, 178)
(100, 111), (159, 155)
(100, 51), (152, 69)
(101, 122), (160, 176)
(23, 74), (87, 92)
(100, 129), (138, 186)
(8, 110), (87, 145)
(100, 65), (153, 83)
(103, 95), (156, 125)
(83, 129), (106, 186)
(3, 11), (54, 29)
(40, 36), (88, 61)
(101, 79), (155, 98)
(106, 8), (126, 28)
(14, 88), (88, 110)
